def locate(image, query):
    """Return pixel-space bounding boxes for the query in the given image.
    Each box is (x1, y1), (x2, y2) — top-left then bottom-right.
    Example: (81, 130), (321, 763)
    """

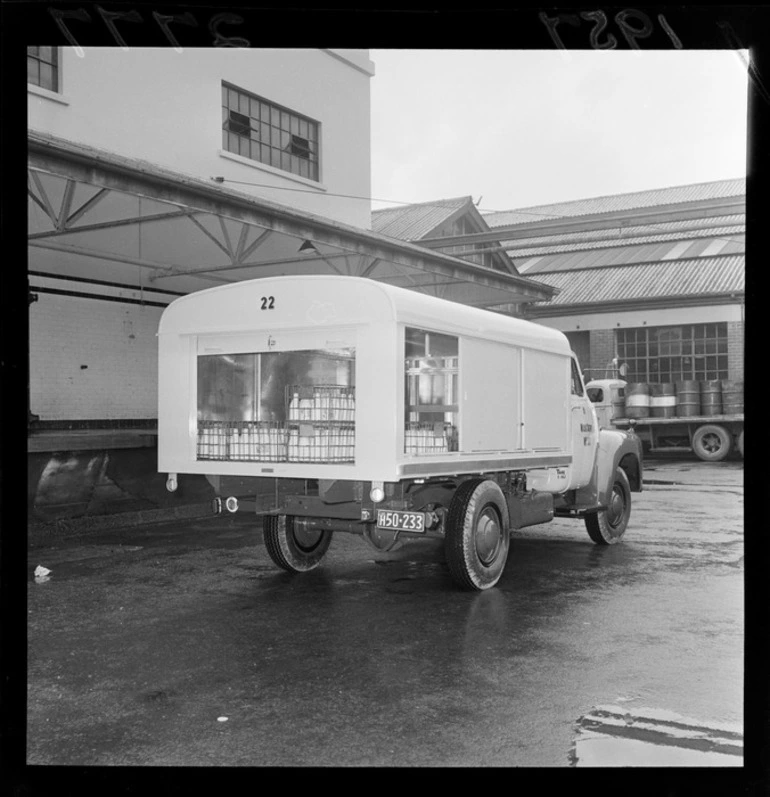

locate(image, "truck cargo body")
(611, 415), (743, 461)
(159, 276), (643, 590)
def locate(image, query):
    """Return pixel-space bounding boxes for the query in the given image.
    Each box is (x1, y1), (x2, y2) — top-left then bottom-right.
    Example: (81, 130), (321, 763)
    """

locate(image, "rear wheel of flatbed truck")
(263, 514), (333, 572)
(585, 467), (631, 545)
(444, 479), (510, 591)
(691, 424), (732, 462)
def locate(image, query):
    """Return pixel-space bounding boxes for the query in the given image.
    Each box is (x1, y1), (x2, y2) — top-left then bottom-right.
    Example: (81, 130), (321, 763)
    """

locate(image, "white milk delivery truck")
(158, 276), (643, 590)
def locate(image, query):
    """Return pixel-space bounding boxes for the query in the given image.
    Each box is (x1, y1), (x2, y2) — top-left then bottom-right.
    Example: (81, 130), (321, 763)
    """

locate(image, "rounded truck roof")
(159, 275), (571, 356)
(586, 379), (628, 389)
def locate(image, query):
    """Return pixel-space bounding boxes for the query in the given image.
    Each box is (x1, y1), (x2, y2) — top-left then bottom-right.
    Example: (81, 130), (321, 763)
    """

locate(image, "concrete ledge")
(28, 429), (158, 453)
(29, 502), (215, 547)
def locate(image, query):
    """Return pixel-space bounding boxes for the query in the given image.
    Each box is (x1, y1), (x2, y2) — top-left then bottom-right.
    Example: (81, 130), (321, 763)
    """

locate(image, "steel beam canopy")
(28, 132), (556, 309)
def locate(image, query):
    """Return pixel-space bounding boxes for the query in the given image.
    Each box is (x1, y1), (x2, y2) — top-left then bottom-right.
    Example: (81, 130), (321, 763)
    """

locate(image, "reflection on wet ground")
(570, 705), (742, 767)
(25, 460), (744, 767)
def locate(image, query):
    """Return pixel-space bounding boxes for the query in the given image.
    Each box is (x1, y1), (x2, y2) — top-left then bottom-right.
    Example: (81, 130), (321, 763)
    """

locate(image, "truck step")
(648, 446), (693, 453)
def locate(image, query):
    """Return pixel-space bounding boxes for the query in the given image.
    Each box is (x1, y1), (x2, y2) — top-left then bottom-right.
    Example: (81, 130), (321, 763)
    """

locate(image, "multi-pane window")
(617, 324), (728, 383)
(27, 47), (58, 92)
(221, 83), (319, 181)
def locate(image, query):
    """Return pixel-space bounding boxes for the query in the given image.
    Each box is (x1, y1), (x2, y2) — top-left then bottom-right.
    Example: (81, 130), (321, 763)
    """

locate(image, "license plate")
(376, 509), (425, 532)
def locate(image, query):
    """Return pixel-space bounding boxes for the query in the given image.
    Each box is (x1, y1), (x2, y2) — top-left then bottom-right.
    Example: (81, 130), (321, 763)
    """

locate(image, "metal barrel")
(624, 382), (650, 418)
(650, 382), (677, 418)
(676, 380), (700, 417)
(700, 380), (723, 416)
(721, 380), (744, 414)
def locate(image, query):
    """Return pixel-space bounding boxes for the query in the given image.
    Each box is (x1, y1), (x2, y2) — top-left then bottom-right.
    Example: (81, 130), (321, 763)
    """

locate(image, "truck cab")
(586, 378), (628, 429)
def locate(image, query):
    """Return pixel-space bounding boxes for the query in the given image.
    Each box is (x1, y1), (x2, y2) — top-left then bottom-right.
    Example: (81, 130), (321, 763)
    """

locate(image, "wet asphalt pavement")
(24, 459), (745, 768)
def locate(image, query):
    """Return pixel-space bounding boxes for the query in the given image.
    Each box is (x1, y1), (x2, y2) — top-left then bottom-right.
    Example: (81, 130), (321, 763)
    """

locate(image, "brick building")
(481, 179), (745, 384)
(372, 180), (745, 385)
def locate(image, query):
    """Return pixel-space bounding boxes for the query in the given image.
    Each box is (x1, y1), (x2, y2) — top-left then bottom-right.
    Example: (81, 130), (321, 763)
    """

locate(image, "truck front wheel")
(263, 514), (332, 572)
(445, 479), (510, 591)
(692, 424), (732, 462)
(585, 467), (631, 545)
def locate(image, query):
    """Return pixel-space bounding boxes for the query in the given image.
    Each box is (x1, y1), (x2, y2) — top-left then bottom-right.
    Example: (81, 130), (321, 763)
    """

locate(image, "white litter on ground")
(34, 565), (51, 583)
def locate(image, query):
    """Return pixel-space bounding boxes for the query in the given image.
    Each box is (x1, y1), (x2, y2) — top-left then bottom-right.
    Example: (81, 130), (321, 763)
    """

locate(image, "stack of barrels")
(624, 380), (743, 418)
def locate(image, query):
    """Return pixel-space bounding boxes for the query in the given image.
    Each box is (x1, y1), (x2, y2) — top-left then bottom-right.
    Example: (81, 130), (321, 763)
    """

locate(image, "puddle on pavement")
(570, 704), (742, 767)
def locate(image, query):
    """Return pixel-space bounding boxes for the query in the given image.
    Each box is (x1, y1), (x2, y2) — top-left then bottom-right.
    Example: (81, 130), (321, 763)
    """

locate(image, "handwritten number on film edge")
(47, 7), (252, 49)
(539, 10), (683, 50)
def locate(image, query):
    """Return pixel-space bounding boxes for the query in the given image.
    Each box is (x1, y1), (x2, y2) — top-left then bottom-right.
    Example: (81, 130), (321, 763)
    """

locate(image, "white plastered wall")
(29, 293), (162, 420)
(27, 47), (374, 228)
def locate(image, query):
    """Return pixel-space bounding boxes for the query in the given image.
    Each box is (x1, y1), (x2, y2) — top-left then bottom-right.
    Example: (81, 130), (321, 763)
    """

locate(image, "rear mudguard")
(575, 428), (643, 510)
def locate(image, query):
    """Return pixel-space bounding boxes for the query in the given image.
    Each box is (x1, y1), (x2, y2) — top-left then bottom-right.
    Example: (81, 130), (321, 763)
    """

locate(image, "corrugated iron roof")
(517, 234), (745, 274)
(483, 179), (745, 229)
(531, 255), (745, 306)
(371, 196), (473, 241)
(508, 227), (745, 268)
(504, 218), (745, 256)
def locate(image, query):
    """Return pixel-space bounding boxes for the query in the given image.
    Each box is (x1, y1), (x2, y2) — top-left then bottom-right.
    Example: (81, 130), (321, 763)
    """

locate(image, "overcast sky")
(369, 49), (749, 214)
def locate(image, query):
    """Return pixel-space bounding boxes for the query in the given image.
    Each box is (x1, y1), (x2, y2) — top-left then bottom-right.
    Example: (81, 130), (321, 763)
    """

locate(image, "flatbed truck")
(586, 378), (743, 462)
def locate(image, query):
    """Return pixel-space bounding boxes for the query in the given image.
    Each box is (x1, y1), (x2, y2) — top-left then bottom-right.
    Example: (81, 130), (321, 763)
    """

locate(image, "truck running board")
(553, 507), (602, 518)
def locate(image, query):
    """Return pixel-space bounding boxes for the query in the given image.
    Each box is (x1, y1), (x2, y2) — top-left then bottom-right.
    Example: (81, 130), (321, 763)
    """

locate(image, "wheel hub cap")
(292, 527), (324, 552)
(607, 487), (625, 529)
(475, 509), (502, 565)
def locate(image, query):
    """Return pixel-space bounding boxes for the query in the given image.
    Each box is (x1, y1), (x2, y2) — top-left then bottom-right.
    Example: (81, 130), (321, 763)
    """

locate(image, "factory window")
(617, 323), (728, 383)
(222, 83), (319, 181)
(27, 47), (58, 92)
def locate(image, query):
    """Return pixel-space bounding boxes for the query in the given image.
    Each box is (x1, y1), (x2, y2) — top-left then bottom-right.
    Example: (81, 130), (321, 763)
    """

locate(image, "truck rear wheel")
(585, 467), (631, 545)
(445, 479), (510, 591)
(263, 514), (332, 572)
(692, 424), (732, 462)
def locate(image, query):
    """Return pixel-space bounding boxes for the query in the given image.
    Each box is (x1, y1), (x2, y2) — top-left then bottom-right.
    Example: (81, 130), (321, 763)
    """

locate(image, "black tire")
(692, 424), (732, 462)
(585, 467), (631, 545)
(736, 430), (744, 459)
(263, 514), (332, 572)
(445, 479), (510, 591)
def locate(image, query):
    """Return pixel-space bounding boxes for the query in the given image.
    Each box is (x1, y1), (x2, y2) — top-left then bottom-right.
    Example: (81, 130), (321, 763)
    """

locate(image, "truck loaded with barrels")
(585, 377), (743, 461)
(157, 275), (643, 591)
